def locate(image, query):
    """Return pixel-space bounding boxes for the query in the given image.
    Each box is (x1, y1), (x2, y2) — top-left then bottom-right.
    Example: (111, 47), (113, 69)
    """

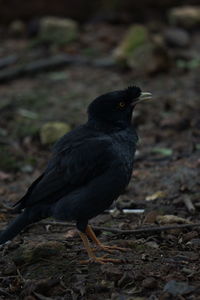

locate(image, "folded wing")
(15, 136), (113, 210)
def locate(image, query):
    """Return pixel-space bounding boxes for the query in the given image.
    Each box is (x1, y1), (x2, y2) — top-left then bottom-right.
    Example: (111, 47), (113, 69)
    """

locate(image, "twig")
(0, 288), (12, 297)
(16, 268), (26, 283)
(38, 220), (200, 234)
(0, 275), (19, 279)
(0, 55), (18, 70)
(0, 203), (14, 211)
(183, 195), (196, 214)
(0, 54), (115, 83)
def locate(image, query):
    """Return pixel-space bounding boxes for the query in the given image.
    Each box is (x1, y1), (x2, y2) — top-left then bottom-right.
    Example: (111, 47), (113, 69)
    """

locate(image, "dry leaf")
(156, 215), (191, 225)
(143, 211), (159, 224)
(0, 213), (7, 222)
(64, 229), (77, 238)
(145, 191), (166, 201)
(0, 171), (12, 180)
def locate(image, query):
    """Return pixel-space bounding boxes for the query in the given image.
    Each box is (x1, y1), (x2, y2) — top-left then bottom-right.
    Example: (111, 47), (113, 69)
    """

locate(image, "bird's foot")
(79, 255), (122, 264)
(97, 244), (129, 253)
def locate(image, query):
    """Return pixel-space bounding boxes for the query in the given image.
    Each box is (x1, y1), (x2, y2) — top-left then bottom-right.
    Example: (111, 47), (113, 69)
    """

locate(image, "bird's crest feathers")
(125, 86), (141, 100)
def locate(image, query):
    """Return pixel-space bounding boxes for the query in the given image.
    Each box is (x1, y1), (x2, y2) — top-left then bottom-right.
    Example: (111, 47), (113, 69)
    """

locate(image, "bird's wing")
(13, 173), (45, 208)
(16, 136), (114, 209)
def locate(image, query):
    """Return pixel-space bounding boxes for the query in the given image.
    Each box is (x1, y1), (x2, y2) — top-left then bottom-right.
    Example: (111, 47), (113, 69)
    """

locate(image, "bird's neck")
(87, 118), (131, 133)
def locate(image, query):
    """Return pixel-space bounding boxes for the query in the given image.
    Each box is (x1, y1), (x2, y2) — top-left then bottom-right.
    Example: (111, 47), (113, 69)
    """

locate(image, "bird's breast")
(110, 129), (137, 183)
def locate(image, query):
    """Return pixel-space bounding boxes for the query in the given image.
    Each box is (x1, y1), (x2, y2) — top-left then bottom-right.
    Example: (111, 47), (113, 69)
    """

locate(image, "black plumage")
(0, 86), (151, 263)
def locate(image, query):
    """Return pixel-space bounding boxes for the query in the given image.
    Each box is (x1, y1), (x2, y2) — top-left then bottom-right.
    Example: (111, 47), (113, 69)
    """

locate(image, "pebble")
(142, 277), (158, 289)
(164, 27), (190, 48)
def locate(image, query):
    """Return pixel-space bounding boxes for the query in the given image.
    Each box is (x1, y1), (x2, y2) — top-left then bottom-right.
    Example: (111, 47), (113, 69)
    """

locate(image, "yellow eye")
(119, 101), (125, 108)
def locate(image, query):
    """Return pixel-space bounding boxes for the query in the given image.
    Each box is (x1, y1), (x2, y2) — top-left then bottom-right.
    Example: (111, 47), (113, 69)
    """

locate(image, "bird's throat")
(87, 118), (131, 132)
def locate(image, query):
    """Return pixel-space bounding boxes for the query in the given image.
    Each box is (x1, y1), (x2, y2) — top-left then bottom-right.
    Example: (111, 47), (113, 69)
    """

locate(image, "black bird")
(0, 86), (152, 263)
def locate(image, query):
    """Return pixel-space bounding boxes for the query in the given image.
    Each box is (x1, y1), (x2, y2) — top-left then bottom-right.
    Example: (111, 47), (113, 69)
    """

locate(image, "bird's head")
(88, 86), (152, 129)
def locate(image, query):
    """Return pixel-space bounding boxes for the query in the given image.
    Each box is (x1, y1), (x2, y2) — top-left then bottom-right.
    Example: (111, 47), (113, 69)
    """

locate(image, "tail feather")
(0, 212), (30, 245)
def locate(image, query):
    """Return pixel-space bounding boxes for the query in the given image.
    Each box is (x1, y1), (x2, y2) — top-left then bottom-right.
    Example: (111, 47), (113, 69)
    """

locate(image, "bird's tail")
(0, 211), (32, 245)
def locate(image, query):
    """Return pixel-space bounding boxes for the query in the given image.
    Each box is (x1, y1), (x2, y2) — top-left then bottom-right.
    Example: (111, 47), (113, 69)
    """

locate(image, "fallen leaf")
(151, 147), (173, 156)
(0, 171), (12, 180)
(0, 213), (7, 222)
(17, 108), (38, 119)
(145, 191), (166, 201)
(0, 186), (6, 195)
(156, 215), (191, 224)
(64, 229), (77, 238)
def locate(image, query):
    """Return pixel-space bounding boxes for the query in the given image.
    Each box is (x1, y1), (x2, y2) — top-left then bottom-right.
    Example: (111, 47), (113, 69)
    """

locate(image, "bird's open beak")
(132, 92), (152, 105)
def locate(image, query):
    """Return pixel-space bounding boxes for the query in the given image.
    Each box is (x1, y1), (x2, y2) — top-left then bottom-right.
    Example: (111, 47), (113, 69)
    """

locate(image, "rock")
(9, 20), (26, 37)
(12, 241), (65, 265)
(114, 25), (149, 60)
(116, 196), (136, 209)
(114, 24), (168, 74)
(163, 280), (196, 296)
(101, 264), (123, 281)
(40, 122), (71, 145)
(182, 231), (198, 242)
(187, 239), (200, 247)
(22, 278), (60, 297)
(2, 261), (17, 275)
(169, 6), (200, 28)
(142, 277), (157, 289)
(145, 241), (159, 249)
(20, 164), (34, 174)
(39, 17), (79, 45)
(164, 27), (190, 48)
(23, 296), (36, 300)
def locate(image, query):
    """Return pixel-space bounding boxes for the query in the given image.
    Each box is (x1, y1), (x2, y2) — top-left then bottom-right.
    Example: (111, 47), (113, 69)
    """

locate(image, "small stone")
(116, 196), (136, 209)
(40, 122), (71, 145)
(182, 267), (194, 275)
(182, 231), (198, 242)
(100, 280), (114, 290)
(12, 241), (65, 265)
(114, 25), (149, 60)
(101, 264), (122, 281)
(2, 261), (17, 275)
(24, 297), (37, 300)
(39, 17), (79, 45)
(169, 6), (200, 28)
(32, 241), (65, 259)
(128, 296), (147, 300)
(142, 277), (157, 289)
(145, 241), (159, 249)
(187, 239), (200, 247)
(114, 24), (168, 74)
(9, 20), (26, 37)
(163, 280), (195, 296)
(164, 27), (190, 48)
(21, 164), (34, 174)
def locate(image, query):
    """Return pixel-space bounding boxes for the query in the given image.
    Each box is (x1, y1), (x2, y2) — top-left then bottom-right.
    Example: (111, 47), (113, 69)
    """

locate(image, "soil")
(0, 22), (200, 299)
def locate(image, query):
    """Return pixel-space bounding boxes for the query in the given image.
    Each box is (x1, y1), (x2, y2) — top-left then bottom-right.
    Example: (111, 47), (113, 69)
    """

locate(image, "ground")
(0, 23), (200, 299)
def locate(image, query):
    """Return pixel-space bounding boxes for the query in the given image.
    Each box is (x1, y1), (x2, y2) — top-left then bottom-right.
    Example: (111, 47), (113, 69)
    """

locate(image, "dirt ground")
(0, 23), (200, 299)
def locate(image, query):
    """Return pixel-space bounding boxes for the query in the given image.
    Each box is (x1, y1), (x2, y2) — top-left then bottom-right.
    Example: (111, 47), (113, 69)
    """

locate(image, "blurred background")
(0, 1), (200, 298)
